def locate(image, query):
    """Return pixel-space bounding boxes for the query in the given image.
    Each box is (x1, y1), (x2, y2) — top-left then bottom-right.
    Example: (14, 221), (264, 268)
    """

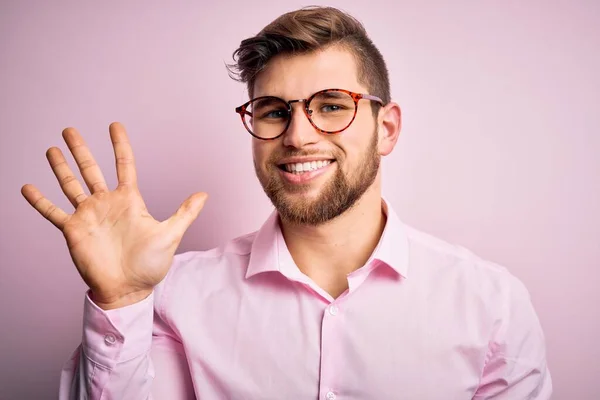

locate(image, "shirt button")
(328, 305), (339, 316)
(326, 391), (336, 400)
(104, 333), (117, 346)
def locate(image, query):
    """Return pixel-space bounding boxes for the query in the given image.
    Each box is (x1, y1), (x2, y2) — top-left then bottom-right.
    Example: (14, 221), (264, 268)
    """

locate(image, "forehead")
(253, 46), (366, 99)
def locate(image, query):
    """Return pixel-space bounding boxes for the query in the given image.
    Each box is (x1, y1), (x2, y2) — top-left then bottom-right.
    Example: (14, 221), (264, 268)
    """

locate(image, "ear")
(377, 102), (401, 156)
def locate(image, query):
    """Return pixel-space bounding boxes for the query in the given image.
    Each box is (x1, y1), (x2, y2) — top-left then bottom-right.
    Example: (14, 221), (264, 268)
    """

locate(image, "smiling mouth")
(277, 160), (336, 174)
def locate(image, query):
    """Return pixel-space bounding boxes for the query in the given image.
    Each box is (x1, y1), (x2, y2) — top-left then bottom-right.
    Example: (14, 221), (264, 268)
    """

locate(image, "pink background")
(1, 1), (598, 398)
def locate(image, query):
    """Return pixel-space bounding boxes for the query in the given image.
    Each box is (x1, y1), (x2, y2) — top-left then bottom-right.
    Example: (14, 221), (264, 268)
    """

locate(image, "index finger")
(109, 122), (138, 187)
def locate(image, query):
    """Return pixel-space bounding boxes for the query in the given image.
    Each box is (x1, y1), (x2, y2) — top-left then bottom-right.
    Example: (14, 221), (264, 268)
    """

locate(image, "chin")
(283, 187), (323, 202)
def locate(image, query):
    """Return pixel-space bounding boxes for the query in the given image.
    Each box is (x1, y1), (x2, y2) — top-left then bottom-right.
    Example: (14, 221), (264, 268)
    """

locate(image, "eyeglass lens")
(243, 90), (357, 139)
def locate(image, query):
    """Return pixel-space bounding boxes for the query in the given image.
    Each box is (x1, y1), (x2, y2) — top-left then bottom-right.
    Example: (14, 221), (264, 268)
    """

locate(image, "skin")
(19, 45), (401, 309)
(21, 123), (208, 310)
(252, 45), (401, 298)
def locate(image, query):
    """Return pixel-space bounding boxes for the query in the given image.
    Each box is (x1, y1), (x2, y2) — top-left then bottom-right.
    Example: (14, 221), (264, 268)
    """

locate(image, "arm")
(59, 291), (195, 399)
(20, 123), (205, 400)
(474, 276), (552, 399)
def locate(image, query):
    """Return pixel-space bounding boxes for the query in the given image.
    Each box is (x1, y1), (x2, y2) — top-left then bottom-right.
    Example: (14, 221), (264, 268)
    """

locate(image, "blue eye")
(257, 109), (289, 120)
(320, 104), (348, 113)
(267, 110), (289, 118)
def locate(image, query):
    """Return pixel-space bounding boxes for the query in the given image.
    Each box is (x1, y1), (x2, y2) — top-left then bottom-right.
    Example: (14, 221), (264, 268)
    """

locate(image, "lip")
(278, 160), (336, 184)
(277, 156), (335, 165)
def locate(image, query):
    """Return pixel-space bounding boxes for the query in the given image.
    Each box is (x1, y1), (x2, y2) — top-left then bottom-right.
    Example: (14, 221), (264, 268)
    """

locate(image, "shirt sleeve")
(59, 289), (195, 399)
(473, 275), (553, 399)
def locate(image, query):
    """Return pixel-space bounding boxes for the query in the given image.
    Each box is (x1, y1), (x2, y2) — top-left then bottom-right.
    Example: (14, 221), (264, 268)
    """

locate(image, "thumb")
(167, 192), (208, 237)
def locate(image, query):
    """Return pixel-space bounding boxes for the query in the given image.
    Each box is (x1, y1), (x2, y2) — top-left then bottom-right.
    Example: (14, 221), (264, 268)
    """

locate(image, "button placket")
(320, 302), (342, 400)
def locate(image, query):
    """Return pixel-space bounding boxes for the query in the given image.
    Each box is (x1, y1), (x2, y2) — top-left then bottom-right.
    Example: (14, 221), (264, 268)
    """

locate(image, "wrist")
(90, 289), (153, 310)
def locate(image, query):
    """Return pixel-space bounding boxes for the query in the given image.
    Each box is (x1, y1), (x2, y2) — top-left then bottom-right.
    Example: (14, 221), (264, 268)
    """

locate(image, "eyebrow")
(316, 91), (348, 100)
(253, 97), (286, 110)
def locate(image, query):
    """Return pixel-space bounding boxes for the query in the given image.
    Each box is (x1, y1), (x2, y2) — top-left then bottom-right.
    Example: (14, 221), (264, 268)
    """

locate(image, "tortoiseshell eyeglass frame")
(234, 88), (385, 140)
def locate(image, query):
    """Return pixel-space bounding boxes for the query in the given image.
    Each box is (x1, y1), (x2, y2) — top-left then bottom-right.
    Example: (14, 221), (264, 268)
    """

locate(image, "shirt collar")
(245, 197), (409, 279)
(372, 198), (409, 278)
(245, 209), (282, 279)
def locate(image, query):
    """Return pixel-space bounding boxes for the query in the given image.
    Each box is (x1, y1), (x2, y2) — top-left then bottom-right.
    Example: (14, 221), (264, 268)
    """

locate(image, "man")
(22, 6), (551, 399)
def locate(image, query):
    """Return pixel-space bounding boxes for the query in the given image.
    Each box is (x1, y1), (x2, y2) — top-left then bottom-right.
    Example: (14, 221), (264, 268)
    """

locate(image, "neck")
(279, 183), (386, 298)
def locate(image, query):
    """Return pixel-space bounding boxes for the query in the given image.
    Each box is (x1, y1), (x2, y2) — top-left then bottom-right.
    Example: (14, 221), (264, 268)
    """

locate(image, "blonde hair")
(228, 6), (390, 109)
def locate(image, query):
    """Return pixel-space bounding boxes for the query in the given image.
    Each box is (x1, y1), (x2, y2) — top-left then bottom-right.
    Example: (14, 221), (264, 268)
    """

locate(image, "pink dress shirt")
(59, 199), (552, 399)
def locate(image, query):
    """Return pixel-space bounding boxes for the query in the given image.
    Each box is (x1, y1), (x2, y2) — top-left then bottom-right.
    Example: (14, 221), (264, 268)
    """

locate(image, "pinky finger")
(21, 184), (70, 230)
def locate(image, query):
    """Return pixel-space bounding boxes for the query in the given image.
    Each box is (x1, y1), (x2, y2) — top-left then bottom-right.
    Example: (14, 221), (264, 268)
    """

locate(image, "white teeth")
(284, 160), (332, 174)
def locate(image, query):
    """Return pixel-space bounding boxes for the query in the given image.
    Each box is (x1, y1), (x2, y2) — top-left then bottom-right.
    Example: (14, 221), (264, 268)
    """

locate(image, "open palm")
(21, 122), (207, 309)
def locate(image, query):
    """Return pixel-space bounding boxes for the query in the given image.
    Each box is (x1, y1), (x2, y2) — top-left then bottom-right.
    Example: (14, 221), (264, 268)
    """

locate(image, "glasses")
(235, 88), (384, 140)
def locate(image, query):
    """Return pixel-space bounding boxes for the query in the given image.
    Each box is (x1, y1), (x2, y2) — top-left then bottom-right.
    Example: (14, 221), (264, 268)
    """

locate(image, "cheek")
(252, 141), (274, 168)
(334, 126), (371, 163)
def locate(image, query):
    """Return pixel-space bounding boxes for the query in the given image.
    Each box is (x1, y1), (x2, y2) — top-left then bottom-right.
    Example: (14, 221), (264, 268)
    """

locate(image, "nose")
(282, 102), (322, 149)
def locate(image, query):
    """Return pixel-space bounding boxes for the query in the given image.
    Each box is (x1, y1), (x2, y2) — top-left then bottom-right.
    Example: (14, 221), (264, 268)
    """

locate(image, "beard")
(254, 129), (380, 226)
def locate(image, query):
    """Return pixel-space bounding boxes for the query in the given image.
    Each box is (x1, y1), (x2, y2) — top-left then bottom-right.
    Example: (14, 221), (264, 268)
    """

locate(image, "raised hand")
(21, 122), (208, 309)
